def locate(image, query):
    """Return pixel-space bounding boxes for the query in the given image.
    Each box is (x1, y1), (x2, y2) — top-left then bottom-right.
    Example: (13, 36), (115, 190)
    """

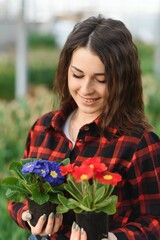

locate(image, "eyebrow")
(71, 65), (105, 76)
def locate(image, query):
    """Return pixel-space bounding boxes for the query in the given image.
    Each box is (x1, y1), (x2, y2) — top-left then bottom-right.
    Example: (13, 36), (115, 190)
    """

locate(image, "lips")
(79, 94), (99, 104)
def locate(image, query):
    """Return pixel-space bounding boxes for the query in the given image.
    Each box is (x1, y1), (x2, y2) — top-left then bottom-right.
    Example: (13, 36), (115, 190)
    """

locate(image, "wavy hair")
(53, 15), (152, 133)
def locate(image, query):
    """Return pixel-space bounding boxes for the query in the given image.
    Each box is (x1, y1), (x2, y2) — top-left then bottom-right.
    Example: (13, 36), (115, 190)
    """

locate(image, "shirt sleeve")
(112, 131), (160, 240)
(8, 199), (30, 230)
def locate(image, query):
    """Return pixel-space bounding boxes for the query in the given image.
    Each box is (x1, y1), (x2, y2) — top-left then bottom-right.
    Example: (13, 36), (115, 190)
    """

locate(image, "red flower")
(82, 158), (107, 174)
(96, 172), (122, 186)
(72, 165), (94, 182)
(60, 163), (75, 176)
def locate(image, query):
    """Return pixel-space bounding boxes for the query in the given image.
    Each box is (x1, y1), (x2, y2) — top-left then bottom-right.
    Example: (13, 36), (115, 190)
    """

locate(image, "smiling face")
(68, 47), (107, 120)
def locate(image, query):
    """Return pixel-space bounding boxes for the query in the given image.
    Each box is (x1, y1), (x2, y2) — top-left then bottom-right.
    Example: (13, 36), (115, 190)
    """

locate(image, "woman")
(8, 15), (160, 240)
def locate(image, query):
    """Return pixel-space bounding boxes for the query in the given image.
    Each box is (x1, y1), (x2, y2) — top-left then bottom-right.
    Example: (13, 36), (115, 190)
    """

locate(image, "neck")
(73, 109), (99, 126)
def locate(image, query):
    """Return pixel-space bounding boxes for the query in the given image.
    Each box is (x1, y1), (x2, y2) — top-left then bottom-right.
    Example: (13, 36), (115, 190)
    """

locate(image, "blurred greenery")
(0, 34), (159, 239)
(136, 40), (154, 74)
(28, 32), (58, 48)
(0, 34), (60, 100)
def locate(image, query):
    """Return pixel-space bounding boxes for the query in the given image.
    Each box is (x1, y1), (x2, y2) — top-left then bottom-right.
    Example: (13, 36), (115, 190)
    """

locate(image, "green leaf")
(48, 194), (60, 204)
(104, 185), (115, 197)
(94, 186), (106, 203)
(56, 205), (69, 214)
(58, 194), (70, 208)
(42, 182), (52, 194)
(100, 201), (117, 215)
(58, 194), (77, 210)
(65, 177), (83, 201)
(6, 189), (26, 202)
(9, 161), (25, 180)
(73, 208), (84, 213)
(94, 195), (118, 214)
(61, 158), (70, 166)
(69, 199), (91, 212)
(1, 177), (29, 195)
(82, 194), (92, 208)
(32, 188), (49, 205)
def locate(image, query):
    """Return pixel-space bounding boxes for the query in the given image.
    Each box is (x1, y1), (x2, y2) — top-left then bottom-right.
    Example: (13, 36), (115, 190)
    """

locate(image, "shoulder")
(31, 110), (58, 130)
(136, 130), (160, 149)
(118, 129), (160, 144)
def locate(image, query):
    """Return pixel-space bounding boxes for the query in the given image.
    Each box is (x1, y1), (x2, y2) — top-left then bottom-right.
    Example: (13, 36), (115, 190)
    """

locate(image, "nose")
(80, 77), (94, 95)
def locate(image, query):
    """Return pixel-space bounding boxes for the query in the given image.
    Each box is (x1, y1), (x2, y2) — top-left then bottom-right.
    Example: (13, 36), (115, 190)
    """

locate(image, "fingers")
(24, 212), (63, 236)
(101, 232), (118, 240)
(28, 214), (47, 235)
(22, 210), (32, 221)
(70, 224), (117, 240)
(70, 222), (87, 240)
(107, 232), (118, 240)
(45, 212), (55, 235)
(51, 213), (63, 234)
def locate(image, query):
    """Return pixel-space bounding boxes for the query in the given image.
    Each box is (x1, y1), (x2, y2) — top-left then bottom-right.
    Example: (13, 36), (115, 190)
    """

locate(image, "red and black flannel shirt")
(8, 103), (160, 240)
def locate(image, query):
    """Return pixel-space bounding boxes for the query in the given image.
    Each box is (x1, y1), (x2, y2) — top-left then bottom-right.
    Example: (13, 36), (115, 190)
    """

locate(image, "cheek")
(100, 85), (108, 98)
(68, 78), (78, 93)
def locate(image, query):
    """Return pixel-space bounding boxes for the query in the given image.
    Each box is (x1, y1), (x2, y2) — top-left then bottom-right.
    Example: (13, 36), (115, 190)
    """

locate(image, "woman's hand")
(22, 210), (63, 236)
(70, 222), (117, 240)
(70, 222), (87, 240)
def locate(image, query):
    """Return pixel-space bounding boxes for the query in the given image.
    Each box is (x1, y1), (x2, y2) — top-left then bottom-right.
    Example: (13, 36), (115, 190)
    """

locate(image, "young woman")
(8, 15), (160, 240)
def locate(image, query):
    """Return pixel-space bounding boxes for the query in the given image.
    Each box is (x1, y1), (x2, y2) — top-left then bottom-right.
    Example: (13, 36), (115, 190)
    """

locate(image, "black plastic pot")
(76, 212), (108, 240)
(27, 199), (57, 227)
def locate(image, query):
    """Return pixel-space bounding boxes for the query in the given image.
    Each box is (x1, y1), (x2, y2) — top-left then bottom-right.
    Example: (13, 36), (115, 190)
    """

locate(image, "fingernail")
(75, 223), (79, 231)
(50, 212), (54, 219)
(41, 214), (47, 220)
(81, 228), (84, 235)
(26, 213), (32, 220)
(55, 213), (60, 218)
(73, 221), (76, 229)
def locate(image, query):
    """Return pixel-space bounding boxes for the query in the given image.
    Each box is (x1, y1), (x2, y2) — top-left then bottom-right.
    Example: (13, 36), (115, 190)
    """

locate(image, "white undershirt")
(63, 112), (75, 148)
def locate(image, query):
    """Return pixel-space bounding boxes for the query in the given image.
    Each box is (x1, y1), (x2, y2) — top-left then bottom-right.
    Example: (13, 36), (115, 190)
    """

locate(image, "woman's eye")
(72, 73), (84, 79)
(96, 79), (106, 83)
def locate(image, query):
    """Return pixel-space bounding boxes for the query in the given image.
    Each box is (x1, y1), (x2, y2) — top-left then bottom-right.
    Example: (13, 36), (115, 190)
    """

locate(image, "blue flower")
(21, 159), (65, 186)
(21, 160), (50, 177)
(43, 161), (65, 186)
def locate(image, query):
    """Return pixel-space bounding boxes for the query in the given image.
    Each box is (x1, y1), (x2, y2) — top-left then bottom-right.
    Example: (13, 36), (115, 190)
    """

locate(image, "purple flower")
(21, 160), (50, 177)
(43, 161), (65, 186)
(21, 159), (65, 186)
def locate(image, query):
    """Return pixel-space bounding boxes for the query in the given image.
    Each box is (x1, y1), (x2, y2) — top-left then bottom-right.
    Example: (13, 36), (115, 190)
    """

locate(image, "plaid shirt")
(8, 103), (160, 240)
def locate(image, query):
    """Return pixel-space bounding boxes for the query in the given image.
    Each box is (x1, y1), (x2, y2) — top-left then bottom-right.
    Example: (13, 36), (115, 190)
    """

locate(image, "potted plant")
(57, 157), (122, 240)
(1, 158), (69, 226)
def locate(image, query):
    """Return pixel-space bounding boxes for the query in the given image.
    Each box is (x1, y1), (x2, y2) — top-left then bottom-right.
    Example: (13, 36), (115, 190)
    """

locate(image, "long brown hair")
(53, 15), (152, 133)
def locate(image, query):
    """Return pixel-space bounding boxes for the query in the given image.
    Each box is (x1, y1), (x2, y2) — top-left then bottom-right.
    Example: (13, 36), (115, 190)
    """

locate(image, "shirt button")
(84, 125), (89, 131)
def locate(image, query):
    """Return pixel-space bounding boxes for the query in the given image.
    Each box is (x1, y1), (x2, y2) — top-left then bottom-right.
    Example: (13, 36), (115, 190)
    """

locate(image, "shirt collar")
(50, 100), (119, 139)
(50, 100), (76, 132)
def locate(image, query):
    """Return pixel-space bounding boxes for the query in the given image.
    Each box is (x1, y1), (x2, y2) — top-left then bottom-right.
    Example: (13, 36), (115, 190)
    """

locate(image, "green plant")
(57, 158), (122, 215)
(1, 158), (69, 205)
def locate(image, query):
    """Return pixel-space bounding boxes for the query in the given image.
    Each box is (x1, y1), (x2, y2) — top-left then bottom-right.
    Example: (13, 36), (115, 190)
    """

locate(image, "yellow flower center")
(50, 171), (58, 178)
(89, 164), (94, 169)
(41, 169), (45, 174)
(80, 174), (88, 180)
(103, 174), (113, 180)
